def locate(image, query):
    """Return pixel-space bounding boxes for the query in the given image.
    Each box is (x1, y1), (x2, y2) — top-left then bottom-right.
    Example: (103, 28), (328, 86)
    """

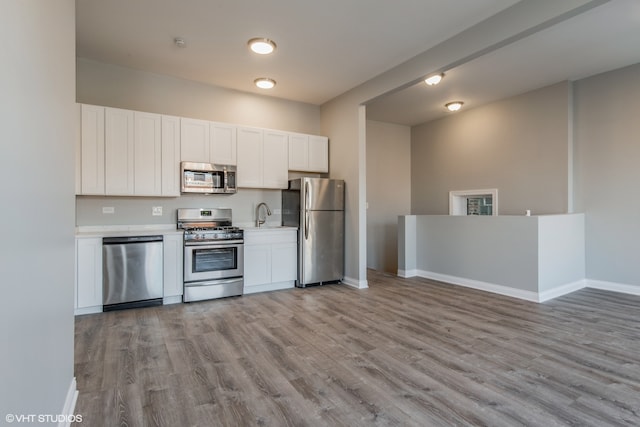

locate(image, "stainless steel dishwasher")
(102, 235), (163, 311)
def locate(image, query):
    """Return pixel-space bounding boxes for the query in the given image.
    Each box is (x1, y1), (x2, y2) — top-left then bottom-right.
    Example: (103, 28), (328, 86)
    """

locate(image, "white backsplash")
(76, 188), (283, 227)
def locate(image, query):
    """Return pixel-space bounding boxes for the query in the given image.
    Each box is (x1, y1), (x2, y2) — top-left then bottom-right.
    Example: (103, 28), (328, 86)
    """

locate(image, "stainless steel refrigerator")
(282, 178), (345, 287)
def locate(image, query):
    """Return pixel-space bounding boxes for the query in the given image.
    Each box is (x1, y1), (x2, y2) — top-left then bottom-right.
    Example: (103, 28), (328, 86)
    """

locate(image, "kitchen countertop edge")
(76, 224), (183, 238)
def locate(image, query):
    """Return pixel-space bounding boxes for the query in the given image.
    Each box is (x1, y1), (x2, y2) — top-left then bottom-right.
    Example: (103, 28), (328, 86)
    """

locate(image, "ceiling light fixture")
(424, 73), (444, 86)
(254, 78), (276, 89)
(248, 38), (277, 55)
(445, 101), (464, 112)
(174, 37), (186, 48)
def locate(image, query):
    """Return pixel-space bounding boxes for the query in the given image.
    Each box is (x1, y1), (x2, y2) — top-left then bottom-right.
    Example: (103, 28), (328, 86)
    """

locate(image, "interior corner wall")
(366, 120), (411, 273)
(411, 82), (570, 215)
(0, 0), (76, 417)
(573, 62), (640, 288)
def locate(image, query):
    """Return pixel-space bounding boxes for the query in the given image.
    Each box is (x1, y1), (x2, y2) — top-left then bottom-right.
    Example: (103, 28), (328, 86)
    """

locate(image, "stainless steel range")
(178, 208), (244, 302)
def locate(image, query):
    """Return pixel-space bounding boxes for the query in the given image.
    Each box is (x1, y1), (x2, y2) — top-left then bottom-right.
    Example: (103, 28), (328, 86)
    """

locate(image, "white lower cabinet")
(75, 237), (103, 315)
(244, 228), (297, 294)
(74, 232), (185, 315)
(163, 233), (184, 304)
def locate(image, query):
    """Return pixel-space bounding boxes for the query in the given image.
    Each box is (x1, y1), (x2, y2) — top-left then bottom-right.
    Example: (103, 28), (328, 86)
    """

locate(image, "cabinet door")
(76, 238), (103, 309)
(271, 242), (297, 283)
(263, 130), (288, 189)
(80, 104), (105, 195)
(308, 135), (329, 172)
(244, 244), (271, 287)
(180, 118), (210, 163)
(161, 115), (181, 196)
(211, 122), (237, 165)
(237, 127), (263, 188)
(134, 111), (162, 196)
(288, 133), (308, 171)
(105, 107), (134, 195)
(163, 234), (183, 298)
(75, 104), (82, 195)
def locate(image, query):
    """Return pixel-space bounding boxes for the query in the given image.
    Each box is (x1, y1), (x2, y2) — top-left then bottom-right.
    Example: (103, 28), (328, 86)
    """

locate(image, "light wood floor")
(74, 270), (640, 426)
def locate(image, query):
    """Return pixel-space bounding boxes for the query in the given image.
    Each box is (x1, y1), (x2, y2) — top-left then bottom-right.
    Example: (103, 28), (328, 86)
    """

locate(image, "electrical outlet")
(152, 206), (163, 216)
(102, 207), (115, 214)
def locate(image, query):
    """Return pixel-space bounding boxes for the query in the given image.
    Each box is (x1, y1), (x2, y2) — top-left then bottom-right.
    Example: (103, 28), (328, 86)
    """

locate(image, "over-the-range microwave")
(181, 161), (237, 194)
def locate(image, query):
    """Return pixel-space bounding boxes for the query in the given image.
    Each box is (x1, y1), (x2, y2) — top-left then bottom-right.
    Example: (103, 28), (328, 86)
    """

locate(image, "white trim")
(449, 188), (498, 216)
(416, 270), (539, 301)
(342, 276), (369, 289)
(243, 281), (295, 295)
(538, 280), (586, 302)
(58, 377), (78, 427)
(586, 279), (640, 296)
(74, 305), (102, 316)
(163, 295), (183, 305)
(397, 269), (417, 278)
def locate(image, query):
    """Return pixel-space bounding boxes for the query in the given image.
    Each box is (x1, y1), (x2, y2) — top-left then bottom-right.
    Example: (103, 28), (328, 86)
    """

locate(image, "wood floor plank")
(74, 269), (640, 426)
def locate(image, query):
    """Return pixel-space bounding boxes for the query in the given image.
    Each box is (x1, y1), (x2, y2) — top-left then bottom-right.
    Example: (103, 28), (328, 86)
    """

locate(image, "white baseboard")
(397, 269), (417, 278)
(244, 281), (295, 294)
(163, 295), (183, 305)
(586, 279), (640, 295)
(538, 280), (586, 302)
(342, 276), (369, 289)
(74, 305), (102, 316)
(416, 270), (540, 302)
(59, 377), (78, 427)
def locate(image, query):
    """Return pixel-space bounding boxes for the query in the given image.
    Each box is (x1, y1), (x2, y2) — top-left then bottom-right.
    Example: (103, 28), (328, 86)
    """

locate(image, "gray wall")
(0, 0), (76, 417)
(366, 120), (411, 273)
(411, 82), (570, 215)
(417, 215), (540, 292)
(76, 59), (324, 227)
(77, 58), (321, 134)
(574, 63), (640, 287)
(77, 190), (283, 228)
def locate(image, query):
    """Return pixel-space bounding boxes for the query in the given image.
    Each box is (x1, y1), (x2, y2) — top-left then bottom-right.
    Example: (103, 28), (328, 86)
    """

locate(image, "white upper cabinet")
(308, 135), (329, 172)
(237, 127), (288, 189)
(288, 133), (309, 171)
(263, 130), (288, 188)
(288, 133), (328, 173)
(236, 127), (264, 188)
(105, 107), (135, 195)
(161, 115), (181, 197)
(211, 122), (237, 165)
(78, 104), (181, 197)
(80, 104), (105, 195)
(133, 111), (162, 196)
(181, 118), (237, 165)
(180, 118), (210, 163)
(78, 103), (329, 194)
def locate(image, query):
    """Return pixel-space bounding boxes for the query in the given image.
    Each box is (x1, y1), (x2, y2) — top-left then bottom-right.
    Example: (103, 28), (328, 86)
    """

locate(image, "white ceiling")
(76, 0), (640, 126)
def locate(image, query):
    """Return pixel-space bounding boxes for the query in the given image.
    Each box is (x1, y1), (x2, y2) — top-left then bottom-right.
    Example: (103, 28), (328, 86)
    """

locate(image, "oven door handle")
(184, 239), (244, 246)
(184, 278), (243, 287)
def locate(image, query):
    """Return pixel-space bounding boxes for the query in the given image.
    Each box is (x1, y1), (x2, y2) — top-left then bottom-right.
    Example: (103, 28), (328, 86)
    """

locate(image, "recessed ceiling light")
(445, 101), (464, 112)
(424, 73), (444, 86)
(254, 78), (276, 89)
(248, 38), (276, 55)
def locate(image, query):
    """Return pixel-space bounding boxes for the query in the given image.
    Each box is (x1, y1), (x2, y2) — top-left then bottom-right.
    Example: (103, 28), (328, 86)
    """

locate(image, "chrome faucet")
(255, 202), (272, 227)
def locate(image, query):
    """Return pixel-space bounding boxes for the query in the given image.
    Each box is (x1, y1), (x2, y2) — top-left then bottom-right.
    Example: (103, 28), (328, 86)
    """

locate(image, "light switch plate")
(102, 207), (115, 214)
(152, 206), (163, 216)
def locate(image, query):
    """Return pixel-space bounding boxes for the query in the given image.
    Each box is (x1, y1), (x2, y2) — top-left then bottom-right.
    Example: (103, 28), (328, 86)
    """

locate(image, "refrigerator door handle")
(305, 180), (310, 210)
(305, 210), (309, 240)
